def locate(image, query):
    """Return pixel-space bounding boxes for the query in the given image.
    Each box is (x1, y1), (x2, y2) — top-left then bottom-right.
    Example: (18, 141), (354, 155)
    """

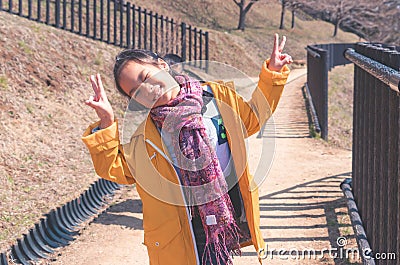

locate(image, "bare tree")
(328, 0), (362, 37)
(289, 1), (303, 29)
(279, 0), (287, 29)
(233, 0), (260, 30)
(279, 0), (304, 29)
(282, 0), (398, 44)
(298, 0), (379, 37)
(330, 0), (380, 37)
(377, 0), (400, 44)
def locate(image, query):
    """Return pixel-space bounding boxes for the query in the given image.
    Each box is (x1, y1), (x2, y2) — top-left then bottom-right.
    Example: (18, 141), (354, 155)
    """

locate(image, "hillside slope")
(0, 11), (125, 251)
(0, 1), (360, 252)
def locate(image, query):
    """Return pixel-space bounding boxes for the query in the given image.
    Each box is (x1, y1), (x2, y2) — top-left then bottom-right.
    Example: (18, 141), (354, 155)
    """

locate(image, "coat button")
(155, 242), (160, 247)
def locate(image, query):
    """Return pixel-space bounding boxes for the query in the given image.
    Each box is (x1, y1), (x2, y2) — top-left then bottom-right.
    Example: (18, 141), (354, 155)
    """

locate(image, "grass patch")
(17, 40), (33, 54)
(301, 85), (322, 139)
(328, 64), (354, 150)
(5, 175), (15, 186)
(0, 75), (7, 89)
(25, 103), (34, 114)
(94, 52), (103, 66)
(302, 64), (354, 148)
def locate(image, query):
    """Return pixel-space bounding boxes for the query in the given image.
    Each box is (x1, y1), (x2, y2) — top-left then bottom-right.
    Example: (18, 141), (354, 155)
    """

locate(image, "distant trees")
(279, 0), (303, 29)
(232, 0), (305, 31)
(288, 1), (302, 29)
(232, 0), (398, 44)
(232, 0), (294, 31)
(278, 0), (398, 44)
(279, 0), (287, 29)
(378, 0), (400, 44)
(310, 0), (378, 37)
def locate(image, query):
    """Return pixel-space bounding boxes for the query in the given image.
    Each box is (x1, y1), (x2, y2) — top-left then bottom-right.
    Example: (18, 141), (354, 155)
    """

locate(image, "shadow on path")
(92, 199), (143, 230)
(244, 172), (356, 264)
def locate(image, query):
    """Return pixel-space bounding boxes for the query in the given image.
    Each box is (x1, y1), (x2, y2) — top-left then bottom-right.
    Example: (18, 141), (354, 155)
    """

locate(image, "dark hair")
(113, 49), (180, 111)
(163, 53), (183, 66)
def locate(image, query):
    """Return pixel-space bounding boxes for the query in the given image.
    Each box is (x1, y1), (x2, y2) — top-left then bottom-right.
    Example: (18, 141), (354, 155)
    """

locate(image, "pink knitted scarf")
(150, 75), (241, 264)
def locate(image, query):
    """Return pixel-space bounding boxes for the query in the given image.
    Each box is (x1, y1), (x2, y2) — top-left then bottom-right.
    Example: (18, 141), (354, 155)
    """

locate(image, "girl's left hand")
(268, 33), (293, 72)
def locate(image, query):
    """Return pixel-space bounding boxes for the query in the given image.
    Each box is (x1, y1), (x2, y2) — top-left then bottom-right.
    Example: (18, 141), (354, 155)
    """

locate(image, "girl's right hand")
(85, 74), (115, 129)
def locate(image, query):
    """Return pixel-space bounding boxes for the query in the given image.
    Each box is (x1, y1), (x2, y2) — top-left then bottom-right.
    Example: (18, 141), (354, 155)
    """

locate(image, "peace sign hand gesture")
(268, 33), (293, 72)
(85, 74), (115, 129)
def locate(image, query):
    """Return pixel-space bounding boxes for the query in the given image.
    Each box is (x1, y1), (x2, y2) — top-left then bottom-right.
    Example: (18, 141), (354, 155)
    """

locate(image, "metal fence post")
(154, 12), (158, 52)
(106, 0), (110, 43)
(78, 0), (82, 35)
(194, 27), (197, 64)
(62, 0), (66, 29)
(27, 0), (32, 19)
(37, 0), (41, 22)
(45, 0), (50, 25)
(138, 6), (141, 48)
(199, 29), (203, 68)
(188, 25), (192, 62)
(320, 49), (329, 140)
(132, 5), (136, 48)
(119, 0), (123, 47)
(93, 0), (96, 39)
(70, 0), (75, 32)
(180, 22), (186, 62)
(85, 0), (89, 37)
(126, 2), (131, 48)
(150, 11), (153, 51)
(205, 31), (209, 72)
(55, 0), (60, 28)
(18, 0), (21, 16)
(100, 0), (104, 41)
(113, 0), (117, 45)
(143, 8), (147, 50)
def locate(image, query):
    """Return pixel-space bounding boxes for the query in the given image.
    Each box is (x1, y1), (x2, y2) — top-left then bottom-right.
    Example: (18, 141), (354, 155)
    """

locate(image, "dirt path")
(49, 68), (360, 265)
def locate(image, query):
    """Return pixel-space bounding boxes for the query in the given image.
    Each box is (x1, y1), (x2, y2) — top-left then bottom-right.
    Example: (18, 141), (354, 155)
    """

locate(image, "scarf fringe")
(201, 222), (242, 265)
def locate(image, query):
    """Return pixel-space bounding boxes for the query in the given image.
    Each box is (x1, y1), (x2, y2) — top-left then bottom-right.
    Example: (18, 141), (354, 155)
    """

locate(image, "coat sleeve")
(81, 120), (136, 185)
(237, 59), (290, 136)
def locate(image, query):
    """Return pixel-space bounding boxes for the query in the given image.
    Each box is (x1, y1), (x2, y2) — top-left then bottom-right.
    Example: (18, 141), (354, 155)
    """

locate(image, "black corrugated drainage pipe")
(0, 178), (122, 265)
(340, 178), (376, 265)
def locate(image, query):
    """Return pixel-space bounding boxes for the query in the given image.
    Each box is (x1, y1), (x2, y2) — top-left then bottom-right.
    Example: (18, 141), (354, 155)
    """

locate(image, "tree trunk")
(235, 0), (257, 31)
(279, 0), (286, 29)
(333, 20), (339, 37)
(237, 5), (246, 30)
(291, 9), (295, 28)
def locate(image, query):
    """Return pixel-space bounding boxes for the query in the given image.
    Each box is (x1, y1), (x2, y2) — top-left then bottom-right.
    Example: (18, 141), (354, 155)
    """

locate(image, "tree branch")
(233, 0), (242, 7)
(244, 0), (258, 13)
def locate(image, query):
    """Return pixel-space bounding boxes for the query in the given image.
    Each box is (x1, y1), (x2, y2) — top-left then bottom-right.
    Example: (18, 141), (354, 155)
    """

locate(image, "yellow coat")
(82, 60), (290, 265)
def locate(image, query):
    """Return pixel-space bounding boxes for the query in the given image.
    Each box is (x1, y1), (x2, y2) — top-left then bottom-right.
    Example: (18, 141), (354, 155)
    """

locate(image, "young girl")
(82, 33), (292, 265)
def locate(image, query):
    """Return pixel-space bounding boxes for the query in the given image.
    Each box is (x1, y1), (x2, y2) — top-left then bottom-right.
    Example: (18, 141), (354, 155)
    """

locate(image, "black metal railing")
(306, 43), (355, 140)
(344, 43), (400, 264)
(0, 0), (209, 70)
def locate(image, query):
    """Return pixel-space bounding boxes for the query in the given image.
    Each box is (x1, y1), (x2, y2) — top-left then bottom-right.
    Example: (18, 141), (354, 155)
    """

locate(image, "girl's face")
(119, 59), (180, 108)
